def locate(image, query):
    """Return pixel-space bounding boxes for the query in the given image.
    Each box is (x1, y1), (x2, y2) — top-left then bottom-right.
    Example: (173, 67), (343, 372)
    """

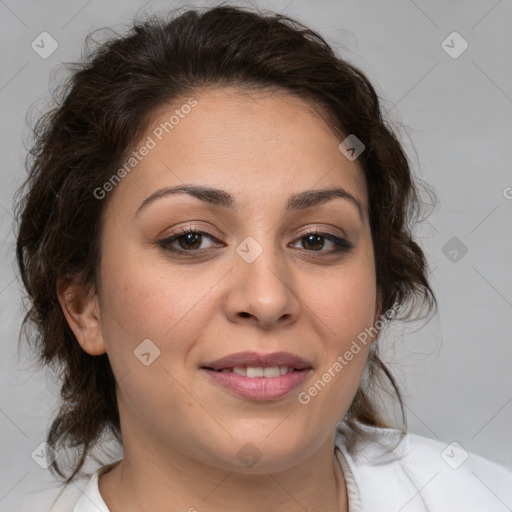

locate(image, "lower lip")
(201, 368), (311, 401)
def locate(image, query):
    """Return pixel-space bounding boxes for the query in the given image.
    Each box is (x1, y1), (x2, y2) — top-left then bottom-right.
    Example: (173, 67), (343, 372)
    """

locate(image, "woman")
(15, 5), (512, 511)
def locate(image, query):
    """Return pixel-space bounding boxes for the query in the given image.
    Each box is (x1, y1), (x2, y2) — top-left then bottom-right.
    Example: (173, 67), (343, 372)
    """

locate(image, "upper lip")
(201, 351), (313, 371)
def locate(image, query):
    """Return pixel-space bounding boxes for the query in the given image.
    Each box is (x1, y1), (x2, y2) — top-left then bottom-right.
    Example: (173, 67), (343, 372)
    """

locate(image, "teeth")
(279, 366), (289, 375)
(227, 366), (294, 377)
(247, 366), (264, 378)
(263, 366), (280, 378)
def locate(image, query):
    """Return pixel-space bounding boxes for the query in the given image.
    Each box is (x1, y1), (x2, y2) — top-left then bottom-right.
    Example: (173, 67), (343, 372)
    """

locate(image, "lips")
(200, 351), (313, 400)
(201, 351), (313, 372)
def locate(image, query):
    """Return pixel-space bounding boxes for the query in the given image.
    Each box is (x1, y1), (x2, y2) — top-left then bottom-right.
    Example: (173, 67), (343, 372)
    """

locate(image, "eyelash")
(156, 227), (353, 257)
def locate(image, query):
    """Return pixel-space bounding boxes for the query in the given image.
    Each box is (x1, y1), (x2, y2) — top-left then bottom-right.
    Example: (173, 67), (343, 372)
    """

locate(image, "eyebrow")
(135, 184), (365, 221)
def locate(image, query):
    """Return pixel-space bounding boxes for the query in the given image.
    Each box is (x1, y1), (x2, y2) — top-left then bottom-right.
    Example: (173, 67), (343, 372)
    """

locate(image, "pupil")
(181, 233), (201, 250)
(304, 234), (323, 250)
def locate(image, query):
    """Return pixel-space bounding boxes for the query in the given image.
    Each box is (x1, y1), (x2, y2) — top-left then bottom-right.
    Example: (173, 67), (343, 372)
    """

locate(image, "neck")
(98, 429), (348, 512)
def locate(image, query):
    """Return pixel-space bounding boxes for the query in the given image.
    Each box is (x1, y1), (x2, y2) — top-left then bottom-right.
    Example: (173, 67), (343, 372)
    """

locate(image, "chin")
(201, 429), (317, 473)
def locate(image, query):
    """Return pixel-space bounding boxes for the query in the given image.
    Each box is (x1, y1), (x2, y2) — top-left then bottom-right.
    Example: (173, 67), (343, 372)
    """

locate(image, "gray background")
(1, 0), (511, 509)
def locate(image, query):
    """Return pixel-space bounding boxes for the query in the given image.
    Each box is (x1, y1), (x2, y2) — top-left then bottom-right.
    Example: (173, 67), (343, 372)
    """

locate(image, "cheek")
(97, 246), (227, 380)
(96, 258), (205, 425)
(100, 238), (201, 333)
(305, 251), (377, 346)
(308, 274), (376, 331)
(297, 277), (375, 426)
(297, 250), (377, 409)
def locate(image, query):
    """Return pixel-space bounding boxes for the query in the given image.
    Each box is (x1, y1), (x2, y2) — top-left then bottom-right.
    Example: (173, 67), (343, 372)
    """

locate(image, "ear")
(57, 275), (106, 356)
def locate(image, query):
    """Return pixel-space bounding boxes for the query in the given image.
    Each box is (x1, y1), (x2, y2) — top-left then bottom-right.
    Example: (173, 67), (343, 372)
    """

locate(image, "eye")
(157, 228), (223, 254)
(290, 230), (353, 255)
(157, 227), (353, 257)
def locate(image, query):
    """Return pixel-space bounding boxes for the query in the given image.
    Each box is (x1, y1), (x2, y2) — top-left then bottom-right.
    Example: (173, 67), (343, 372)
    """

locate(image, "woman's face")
(88, 87), (378, 471)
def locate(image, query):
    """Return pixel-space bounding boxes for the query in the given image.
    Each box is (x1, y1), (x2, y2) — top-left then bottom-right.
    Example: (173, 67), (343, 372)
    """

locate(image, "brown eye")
(177, 232), (203, 250)
(157, 228), (222, 254)
(301, 234), (324, 250)
(292, 231), (353, 254)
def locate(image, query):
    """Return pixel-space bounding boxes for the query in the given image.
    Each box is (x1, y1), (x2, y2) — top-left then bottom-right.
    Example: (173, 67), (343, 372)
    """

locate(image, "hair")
(14, 3), (437, 483)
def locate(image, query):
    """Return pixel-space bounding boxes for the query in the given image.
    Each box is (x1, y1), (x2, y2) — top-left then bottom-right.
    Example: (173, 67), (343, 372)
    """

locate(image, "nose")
(222, 239), (301, 330)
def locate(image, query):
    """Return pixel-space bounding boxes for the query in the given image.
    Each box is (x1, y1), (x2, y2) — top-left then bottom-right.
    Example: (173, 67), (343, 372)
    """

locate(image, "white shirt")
(23, 423), (512, 511)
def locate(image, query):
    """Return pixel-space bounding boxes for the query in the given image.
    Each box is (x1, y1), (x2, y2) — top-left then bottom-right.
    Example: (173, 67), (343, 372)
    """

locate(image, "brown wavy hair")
(14, 4), (437, 483)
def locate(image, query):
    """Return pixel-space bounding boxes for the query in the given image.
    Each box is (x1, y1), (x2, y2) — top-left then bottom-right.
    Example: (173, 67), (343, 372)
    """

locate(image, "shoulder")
(335, 422), (512, 512)
(20, 463), (114, 512)
(20, 481), (86, 512)
(405, 432), (512, 506)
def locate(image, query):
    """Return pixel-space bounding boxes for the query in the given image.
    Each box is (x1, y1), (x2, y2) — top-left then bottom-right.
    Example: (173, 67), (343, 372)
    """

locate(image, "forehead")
(105, 86), (368, 217)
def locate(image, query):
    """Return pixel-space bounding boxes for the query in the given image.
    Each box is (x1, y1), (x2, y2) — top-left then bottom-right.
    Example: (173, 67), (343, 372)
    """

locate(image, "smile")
(217, 366), (297, 377)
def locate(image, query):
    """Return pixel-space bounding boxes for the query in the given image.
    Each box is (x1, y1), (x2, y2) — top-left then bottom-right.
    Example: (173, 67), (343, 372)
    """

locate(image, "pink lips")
(200, 351), (313, 401)
(202, 351), (313, 371)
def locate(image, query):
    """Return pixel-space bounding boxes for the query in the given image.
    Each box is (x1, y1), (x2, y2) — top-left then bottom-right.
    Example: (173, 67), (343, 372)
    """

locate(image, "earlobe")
(56, 275), (106, 356)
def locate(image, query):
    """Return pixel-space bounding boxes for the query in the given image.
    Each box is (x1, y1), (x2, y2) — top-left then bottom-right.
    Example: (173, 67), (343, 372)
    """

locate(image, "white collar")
(336, 420), (409, 464)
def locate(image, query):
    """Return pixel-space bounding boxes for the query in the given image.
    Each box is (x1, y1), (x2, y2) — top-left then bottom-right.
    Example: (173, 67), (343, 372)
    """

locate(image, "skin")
(58, 86), (380, 512)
